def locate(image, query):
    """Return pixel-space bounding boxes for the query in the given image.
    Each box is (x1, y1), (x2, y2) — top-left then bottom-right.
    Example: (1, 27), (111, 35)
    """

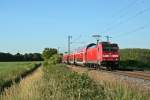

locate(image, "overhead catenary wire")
(105, 6), (150, 33)
(71, 34), (82, 44)
(104, 0), (150, 40)
(103, 0), (142, 33)
(114, 26), (146, 38)
(69, 34), (88, 52)
(111, 0), (141, 18)
(116, 0), (144, 18)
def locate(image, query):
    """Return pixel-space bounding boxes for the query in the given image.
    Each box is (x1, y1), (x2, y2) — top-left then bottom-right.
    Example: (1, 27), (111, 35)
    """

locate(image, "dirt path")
(68, 65), (150, 92)
(0, 66), (43, 100)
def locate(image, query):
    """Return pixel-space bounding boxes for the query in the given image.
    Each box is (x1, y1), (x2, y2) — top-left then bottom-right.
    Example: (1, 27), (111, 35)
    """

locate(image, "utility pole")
(105, 35), (112, 42)
(68, 35), (72, 55)
(92, 34), (101, 45)
(57, 47), (60, 54)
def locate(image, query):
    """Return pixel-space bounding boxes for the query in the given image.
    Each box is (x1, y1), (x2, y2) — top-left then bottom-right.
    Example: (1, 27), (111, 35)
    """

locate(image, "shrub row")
(120, 49), (150, 70)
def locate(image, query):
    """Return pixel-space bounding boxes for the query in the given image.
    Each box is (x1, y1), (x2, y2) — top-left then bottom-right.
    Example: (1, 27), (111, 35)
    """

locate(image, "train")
(63, 42), (120, 70)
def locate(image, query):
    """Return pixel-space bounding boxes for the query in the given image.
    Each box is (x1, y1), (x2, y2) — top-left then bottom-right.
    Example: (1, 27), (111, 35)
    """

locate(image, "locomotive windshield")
(103, 43), (118, 52)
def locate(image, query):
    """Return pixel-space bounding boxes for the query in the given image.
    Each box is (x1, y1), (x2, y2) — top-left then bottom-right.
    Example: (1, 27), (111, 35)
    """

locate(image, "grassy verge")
(0, 62), (41, 92)
(39, 64), (150, 100)
(36, 63), (150, 100)
(41, 64), (106, 100)
(100, 80), (150, 100)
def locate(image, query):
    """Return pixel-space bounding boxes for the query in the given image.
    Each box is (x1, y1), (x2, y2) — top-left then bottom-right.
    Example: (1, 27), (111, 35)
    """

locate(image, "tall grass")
(99, 80), (150, 100)
(40, 64), (106, 100)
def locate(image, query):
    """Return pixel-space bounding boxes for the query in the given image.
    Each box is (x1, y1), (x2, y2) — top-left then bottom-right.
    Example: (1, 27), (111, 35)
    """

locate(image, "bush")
(42, 48), (58, 60)
(48, 54), (62, 65)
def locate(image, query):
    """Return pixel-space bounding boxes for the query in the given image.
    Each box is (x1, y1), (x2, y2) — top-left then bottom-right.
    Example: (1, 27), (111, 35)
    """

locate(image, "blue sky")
(0, 0), (150, 53)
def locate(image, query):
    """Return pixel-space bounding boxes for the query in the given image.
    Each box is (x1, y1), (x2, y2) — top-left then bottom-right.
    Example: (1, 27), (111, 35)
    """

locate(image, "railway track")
(113, 71), (150, 81)
(90, 67), (150, 81)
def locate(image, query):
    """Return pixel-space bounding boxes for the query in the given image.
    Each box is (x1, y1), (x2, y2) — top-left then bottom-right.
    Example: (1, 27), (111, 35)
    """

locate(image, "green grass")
(40, 64), (150, 100)
(39, 64), (106, 100)
(41, 64), (150, 100)
(0, 62), (41, 90)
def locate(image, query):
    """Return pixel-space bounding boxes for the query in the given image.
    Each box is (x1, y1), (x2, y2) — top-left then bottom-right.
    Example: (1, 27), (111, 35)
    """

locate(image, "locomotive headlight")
(103, 55), (110, 57)
(112, 55), (119, 57)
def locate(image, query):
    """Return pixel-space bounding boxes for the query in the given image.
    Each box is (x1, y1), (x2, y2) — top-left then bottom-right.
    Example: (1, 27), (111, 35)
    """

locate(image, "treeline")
(0, 52), (43, 62)
(120, 48), (150, 69)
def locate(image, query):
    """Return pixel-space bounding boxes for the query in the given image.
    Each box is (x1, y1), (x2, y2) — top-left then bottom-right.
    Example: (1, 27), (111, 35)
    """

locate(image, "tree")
(42, 48), (58, 60)
(32, 53), (43, 61)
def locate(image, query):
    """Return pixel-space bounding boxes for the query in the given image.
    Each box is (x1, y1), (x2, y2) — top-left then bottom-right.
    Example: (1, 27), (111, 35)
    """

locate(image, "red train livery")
(63, 42), (120, 69)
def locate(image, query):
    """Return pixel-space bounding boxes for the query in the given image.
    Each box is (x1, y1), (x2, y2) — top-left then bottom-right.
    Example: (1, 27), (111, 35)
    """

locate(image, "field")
(0, 62), (41, 92)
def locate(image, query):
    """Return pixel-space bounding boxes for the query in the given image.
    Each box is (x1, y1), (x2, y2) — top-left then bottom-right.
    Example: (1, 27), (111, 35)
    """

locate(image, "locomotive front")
(100, 42), (120, 69)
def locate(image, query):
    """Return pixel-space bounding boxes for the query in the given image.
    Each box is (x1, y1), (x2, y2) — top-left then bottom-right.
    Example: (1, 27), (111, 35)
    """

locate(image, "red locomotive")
(63, 42), (120, 69)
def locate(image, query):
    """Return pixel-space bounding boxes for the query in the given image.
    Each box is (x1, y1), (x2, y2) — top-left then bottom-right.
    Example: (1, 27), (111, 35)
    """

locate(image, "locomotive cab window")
(111, 44), (119, 52)
(103, 43), (118, 52)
